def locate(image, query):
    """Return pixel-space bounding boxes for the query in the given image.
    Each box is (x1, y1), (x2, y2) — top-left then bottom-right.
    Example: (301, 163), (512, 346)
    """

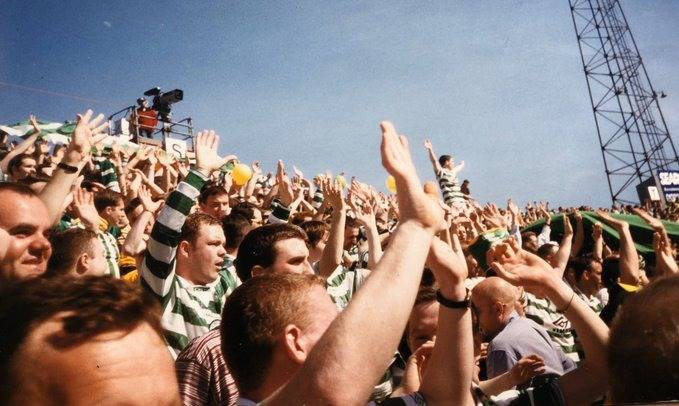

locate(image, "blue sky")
(1, 1), (678, 207)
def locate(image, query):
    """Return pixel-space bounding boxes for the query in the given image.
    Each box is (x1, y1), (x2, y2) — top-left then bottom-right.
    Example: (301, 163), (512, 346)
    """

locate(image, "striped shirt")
(436, 167), (465, 207)
(523, 293), (579, 363)
(141, 169), (235, 356)
(176, 329), (238, 406)
(98, 218), (121, 278)
(325, 265), (370, 310)
(324, 265), (394, 400)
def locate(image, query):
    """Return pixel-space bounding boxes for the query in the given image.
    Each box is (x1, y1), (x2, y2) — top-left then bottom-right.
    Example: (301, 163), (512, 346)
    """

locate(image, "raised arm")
(317, 179), (346, 277)
(424, 139), (442, 174)
(597, 210), (640, 285)
(349, 192), (383, 269)
(551, 214), (573, 278)
(122, 186), (160, 257)
(141, 131), (225, 297)
(571, 211), (585, 258)
(39, 110), (108, 225)
(0, 115), (41, 172)
(268, 122), (446, 405)
(420, 236), (475, 405)
(490, 238), (609, 405)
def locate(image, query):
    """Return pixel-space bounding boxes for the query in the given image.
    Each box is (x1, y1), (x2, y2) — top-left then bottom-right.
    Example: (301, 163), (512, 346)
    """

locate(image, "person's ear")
(178, 240), (192, 258)
(492, 301), (505, 318)
(251, 265), (265, 277)
(75, 253), (90, 275)
(281, 324), (309, 365)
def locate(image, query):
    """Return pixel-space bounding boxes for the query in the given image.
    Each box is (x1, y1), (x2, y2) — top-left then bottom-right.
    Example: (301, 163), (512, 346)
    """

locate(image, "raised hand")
(654, 231), (679, 275)
(65, 109), (109, 164)
(380, 121), (443, 232)
(349, 192), (376, 228)
(194, 130), (227, 177)
(72, 187), (100, 231)
(632, 207), (664, 231)
(596, 209), (628, 231)
(563, 213), (573, 236)
(489, 237), (554, 294)
(252, 160), (262, 174)
(324, 178), (346, 212)
(482, 204), (507, 229)
(592, 222), (602, 239)
(138, 185), (162, 213)
(423, 139), (433, 150)
(29, 114), (41, 135)
(276, 160), (295, 207)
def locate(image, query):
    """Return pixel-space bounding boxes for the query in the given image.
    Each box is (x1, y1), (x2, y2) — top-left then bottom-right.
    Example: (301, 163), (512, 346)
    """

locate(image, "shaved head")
(472, 277), (517, 308)
(471, 277), (518, 341)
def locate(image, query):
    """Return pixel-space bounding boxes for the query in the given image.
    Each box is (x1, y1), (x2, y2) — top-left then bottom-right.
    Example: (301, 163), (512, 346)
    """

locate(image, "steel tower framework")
(568, 0), (679, 205)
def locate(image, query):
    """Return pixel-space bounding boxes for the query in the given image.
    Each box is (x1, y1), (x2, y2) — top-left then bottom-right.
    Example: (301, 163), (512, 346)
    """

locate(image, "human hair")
(536, 242), (557, 260)
(234, 223), (308, 282)
(125, 197), (142, 216)
(7, 153), (34, 176)
(609, 274), (679, 403)
(94, 189), (124, 212)
(569, 256), (599, 282)
(0, 276), (163, 401)
(180, 212), (223, 245)
(19, 174), (50, 186)
(199, 184), (228, 205)
(220, 273), (325, 395)
(300, 220), (327, 248)
(345, 216), (360, 229)
(222, 214), (252, 250)
(0, 182), (38, 198)
(601, 256), (620, 289)
(438, 154), (452, 167)
(231, 201), (259, 223)
(414, 283), (438, 306)
(45, 228), (99, 277)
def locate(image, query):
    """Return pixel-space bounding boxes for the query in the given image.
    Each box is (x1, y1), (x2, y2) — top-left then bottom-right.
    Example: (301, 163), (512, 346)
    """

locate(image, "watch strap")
(436, 288), (471, 309)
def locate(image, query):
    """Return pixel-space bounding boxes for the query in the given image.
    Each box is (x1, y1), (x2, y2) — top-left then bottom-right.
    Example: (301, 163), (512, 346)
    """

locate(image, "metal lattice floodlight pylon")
(568, 0), (679, 205)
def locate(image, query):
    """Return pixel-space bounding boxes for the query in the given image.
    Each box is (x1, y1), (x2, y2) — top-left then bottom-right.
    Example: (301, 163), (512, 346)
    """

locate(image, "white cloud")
(103, 21), (112, 28)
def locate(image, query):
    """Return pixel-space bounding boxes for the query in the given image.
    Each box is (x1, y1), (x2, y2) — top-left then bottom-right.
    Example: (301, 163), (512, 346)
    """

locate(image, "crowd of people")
(0, 110), (677, 405)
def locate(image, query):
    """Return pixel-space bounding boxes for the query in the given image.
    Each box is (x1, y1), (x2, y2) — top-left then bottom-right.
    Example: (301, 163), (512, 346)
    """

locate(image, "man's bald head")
(472, 277), (517, 307)
(471, 277), (518, 341)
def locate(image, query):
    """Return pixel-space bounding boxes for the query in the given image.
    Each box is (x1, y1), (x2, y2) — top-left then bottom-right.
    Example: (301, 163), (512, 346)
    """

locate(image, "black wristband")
(436, 288), (471, 309)
(57, 161), (79, 174)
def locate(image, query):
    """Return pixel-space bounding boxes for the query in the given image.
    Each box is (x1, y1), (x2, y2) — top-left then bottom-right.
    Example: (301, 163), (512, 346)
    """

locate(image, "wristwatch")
(436, 288), (471, 309)
(57, 162), (79, 174)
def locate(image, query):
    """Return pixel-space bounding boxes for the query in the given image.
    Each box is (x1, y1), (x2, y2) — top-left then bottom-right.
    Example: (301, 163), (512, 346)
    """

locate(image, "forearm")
(39, 157), (86, 224)
(317, 208), (345, 277)
(478, 371), (516, 396)
(123, 211), (153, 256)
(551, 235), (572, 277)
(272, 221), (434, 405)
(420, 292), (474, 405)
(0, 133), (39, 171)
(593, 236), (603, 261)
(571, 219), (584, 257)
(545, 276), (609, 404)
(426, 147), (439, 172)
(364, 221), (384, 269)
(618, 227), (640, 285)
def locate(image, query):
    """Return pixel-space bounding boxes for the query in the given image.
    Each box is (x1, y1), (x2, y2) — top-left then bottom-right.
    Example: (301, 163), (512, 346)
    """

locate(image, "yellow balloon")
(335, 175), (347, 188)
(232, 163), (253, 186)
(386, 175), (397, 193)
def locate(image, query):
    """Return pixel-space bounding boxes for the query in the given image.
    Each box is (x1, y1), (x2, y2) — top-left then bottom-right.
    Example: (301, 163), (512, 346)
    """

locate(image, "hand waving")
(194, 130), (227, 177)
(66, 109), (109, 163)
